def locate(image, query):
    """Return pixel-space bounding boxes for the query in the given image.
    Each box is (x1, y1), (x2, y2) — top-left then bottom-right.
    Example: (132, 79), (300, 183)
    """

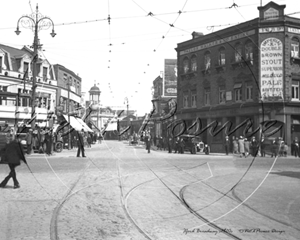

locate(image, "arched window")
(235, 43), (242, 62)
(204, 51), (211, 70)
(291, 37), (300, 58)
(191, 55), (197, 72)
(218, 47), (226, 65)
(183, 57), (189, 74)
(245, 42), (253, 63)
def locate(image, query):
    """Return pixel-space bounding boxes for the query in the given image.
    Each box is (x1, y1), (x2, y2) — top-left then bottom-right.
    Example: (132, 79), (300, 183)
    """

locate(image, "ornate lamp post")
(15, 4), (56, 129)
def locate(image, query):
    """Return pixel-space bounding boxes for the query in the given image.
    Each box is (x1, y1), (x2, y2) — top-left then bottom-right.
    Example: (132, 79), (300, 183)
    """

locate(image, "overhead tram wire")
(154, 0), (190, 51)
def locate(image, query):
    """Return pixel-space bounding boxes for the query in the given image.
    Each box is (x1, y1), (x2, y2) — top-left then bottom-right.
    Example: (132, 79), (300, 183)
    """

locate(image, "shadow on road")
(270, 171), (300, 179)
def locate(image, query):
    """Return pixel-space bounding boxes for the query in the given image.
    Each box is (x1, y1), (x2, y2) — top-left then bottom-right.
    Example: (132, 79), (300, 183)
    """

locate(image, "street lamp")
(15, 4), (56, 129)
(67, 79), (72, 150)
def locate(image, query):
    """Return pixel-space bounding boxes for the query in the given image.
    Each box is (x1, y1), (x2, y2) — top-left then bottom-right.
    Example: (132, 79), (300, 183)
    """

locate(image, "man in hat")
(250, 136), (258, 157)
(76, 129), (86, 157)
(0, 136), (27, 189)
(26, 129), (33, 154)
(224, 135), (230, 155)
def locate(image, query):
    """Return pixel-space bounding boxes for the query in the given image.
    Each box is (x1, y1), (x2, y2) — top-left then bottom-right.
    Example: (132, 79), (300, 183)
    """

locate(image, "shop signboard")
(260, 37), (283, 101)
(163, 59), (177, 97)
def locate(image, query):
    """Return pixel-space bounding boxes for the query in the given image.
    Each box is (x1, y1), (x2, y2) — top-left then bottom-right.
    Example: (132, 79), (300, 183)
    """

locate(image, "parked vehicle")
(178, 135), (198, 154)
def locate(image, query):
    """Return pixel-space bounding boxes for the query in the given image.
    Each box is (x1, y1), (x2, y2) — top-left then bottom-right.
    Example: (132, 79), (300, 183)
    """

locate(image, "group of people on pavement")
(224, 135), (289, 158)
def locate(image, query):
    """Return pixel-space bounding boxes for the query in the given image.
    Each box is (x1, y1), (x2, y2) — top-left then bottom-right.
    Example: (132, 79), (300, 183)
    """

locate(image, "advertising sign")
(164, 59), (177, 97)
(260, 38), (283, 101)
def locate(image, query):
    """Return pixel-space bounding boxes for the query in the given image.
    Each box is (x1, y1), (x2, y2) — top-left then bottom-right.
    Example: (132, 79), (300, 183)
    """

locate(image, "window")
(183, 94), (188, 108)
(24, 62), (29, 78)
(183, 58), (189, 74)
(246, 84), (253, 101)
(292, 80), (300, 100)
(291, 38), (299, 58)
(191, 93), (197, 108)
(235, 44), (242, 62)
(218, 47), (226, 65)
(234, 89), (242, 102)
(219, 88), (226, 104)
(191, 55), (197, 72)
(245, 42), (253, 64)
(43, 67), (48, 81)
(234, 83), (242, 102)
(204, 52), (211, 70)
(0, 56), (2, 73)
(204, 89), (210, 106)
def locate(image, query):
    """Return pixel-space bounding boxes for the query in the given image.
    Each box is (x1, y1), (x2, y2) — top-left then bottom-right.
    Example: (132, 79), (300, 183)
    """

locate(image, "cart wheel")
(55, 142), (63, 153)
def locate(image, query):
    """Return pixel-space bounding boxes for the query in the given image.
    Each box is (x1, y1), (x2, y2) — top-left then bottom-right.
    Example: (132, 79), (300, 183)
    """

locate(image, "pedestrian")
(144, 131), (151, 153)
(250, 136), (258, 157)
(232, 137), (239, 154)
(260, 136), (266, 157)
(179, 138), (185, 154)
(224, 135), (230, 155)
(0, 135), (27, 189)
(238, 136), (246, 158)
(76, 129), (86, 157)
(174, 137), (180, 153)
(244, 138), (250, 157)
(44, 128), (52, 156)
(292, 137), (299, 157)
(271, 137), (280, 158)
(26, 129), (33, 154)
(167, 136), (173, 153)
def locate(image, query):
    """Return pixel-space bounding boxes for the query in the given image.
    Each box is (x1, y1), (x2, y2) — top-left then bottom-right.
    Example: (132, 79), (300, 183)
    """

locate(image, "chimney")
(192, 31), (204, 39)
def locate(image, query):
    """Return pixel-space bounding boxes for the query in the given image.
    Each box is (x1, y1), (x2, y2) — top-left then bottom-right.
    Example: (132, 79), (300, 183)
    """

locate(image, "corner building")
(176, 1), (300, 153)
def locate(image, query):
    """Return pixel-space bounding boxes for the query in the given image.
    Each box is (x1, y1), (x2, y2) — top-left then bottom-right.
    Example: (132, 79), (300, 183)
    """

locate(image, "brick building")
(53, 64), (82, 120)
(176, 1), (300, 152)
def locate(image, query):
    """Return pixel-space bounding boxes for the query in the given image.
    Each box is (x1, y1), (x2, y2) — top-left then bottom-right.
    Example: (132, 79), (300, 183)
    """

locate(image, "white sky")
(1, 0), (299, 115)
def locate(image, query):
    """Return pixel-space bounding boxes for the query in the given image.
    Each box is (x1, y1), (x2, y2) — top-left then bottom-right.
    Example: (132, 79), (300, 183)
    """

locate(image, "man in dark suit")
(224, 135), (230, 155)
(0, 136), (27, 189)
(26, 129), (33, 154)
(76, 129), (86, 157)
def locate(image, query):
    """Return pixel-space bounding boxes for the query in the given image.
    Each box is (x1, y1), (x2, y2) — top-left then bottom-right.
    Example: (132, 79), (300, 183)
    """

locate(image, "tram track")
(130, 148), (243, 240)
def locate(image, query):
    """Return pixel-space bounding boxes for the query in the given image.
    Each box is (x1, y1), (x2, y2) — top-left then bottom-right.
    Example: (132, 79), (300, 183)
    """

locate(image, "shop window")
(219, 87), (226, 104)
(292, 80), (300, 100)
(204, 51), (211, 70)
(191, 55), (197, 72)
(246, 84), (253, 101)
(291, 37), (299, 58)
(245, 42), (253, 64)
(235, 43), (242, 62)
(183, 57), (189, 74)
(204, 89), (210, 106)
(218, 47), (226, 65)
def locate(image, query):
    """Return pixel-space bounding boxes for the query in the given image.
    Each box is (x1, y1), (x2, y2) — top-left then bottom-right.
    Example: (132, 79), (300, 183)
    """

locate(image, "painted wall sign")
(260, 37), (283, 101)
(179, 30), (255, 55)
(259, 27), (284, 33)
(288, 27), (300, 35)
(164, 59), (177, 97)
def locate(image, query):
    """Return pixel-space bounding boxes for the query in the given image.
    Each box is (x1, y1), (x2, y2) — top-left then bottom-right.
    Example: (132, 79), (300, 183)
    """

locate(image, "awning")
(63, 115), (93, 132)
(76, 118), (93, 132)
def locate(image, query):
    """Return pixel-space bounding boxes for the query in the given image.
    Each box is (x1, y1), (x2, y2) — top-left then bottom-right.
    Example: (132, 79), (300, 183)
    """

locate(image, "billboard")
(260, 38), (283, 101)
(164, 59), (177, 97)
